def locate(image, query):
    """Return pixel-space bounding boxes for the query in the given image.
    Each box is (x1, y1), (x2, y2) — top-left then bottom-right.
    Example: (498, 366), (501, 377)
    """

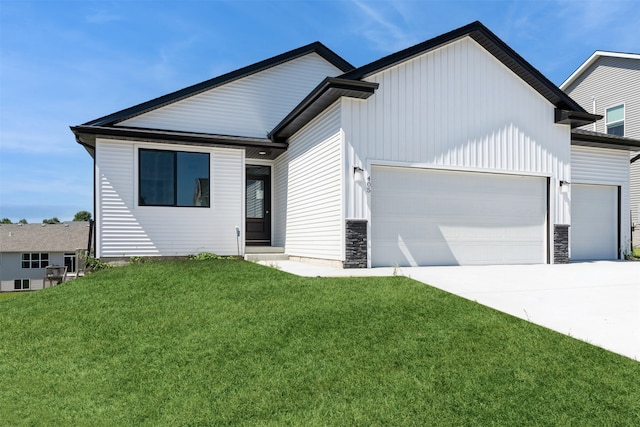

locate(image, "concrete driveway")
(261, 260), (640, 360)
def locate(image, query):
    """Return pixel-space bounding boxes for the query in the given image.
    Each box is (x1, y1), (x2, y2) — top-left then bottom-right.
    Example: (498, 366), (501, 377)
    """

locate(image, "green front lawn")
(0, 291), (29, 302)
(1, 259), (638, 425)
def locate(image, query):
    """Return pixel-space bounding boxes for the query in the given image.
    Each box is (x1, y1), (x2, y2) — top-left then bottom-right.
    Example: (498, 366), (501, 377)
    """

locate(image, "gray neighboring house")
(0, 222), (91, 291)
(561, 51), (640, 250)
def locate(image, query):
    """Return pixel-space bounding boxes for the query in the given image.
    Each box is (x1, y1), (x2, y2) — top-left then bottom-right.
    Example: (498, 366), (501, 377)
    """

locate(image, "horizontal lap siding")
(96, 139), (243, 257)
(632, 160), (640, 233)
(342, 37), (569, 223)
(118, 53), (343, 138)
(563, 57), (640, 137)
(274, 103), (342, 260)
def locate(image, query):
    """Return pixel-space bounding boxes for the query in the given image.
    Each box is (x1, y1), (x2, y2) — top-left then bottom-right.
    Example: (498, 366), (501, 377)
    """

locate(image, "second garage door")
(571, 183), (618, 260)
(371, 166), (548, 267)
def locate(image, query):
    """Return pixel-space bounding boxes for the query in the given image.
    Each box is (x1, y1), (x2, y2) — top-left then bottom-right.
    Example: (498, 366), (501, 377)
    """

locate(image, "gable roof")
(84, 42), (354, 127)
(340, 21), (589, 114)
(0, 222), (91, 252)
(560, 51), (640, 90)
(270, 21), (598, 141)
(73, 21), (600, 153)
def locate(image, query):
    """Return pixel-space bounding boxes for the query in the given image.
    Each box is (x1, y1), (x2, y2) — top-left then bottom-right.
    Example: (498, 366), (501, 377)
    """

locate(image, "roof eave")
(268, 77), (379, 143)
(560, 51), (640, 90)
(571, 128), (640, 151)
(555, 109), (602, 128)
(71, 125), (287, 159)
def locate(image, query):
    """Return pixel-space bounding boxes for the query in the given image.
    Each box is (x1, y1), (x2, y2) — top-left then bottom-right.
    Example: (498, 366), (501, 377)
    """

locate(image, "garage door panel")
(571, 184), (618, 260)
(372, 166), (547, 267)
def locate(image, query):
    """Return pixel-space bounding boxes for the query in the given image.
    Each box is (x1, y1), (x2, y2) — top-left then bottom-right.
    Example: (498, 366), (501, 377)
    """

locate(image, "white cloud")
(347, 0), (421, 53)
(85, 8), (124, 24)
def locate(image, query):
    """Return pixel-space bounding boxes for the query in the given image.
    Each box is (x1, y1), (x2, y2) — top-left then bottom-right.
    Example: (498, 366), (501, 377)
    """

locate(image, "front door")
(246, 165), (271, 245)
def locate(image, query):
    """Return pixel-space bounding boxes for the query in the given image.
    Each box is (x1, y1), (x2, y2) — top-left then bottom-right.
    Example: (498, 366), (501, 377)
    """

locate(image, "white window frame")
(605, 104), (625, 136)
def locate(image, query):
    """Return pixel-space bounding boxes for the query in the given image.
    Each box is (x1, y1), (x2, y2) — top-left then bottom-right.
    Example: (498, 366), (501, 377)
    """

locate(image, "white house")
(0, 222), (91, 291)
(71, 21), (640, 267)
(560, 51), (640, 251)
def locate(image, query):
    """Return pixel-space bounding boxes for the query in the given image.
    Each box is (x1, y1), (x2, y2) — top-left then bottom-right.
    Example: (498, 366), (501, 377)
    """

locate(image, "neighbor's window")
(139, 148), (210, 207)
(14, 279), (30, 290)
(606, 104), (624, 136)
(21, 253), (49, 269)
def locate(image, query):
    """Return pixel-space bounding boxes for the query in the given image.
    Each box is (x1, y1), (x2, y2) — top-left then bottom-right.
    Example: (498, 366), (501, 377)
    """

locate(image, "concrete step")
(244, 246), (288, 261)
(244, 253), (289, 261)
(245, 246), (285, 254)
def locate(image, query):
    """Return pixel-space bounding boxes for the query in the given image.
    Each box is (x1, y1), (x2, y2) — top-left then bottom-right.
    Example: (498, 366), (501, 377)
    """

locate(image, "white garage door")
(571, 184), (618, 260)
(371, 166), (547, 267)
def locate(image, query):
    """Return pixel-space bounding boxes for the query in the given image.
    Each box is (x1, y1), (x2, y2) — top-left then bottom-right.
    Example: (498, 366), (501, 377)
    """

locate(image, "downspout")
(592, 97), (597, 132)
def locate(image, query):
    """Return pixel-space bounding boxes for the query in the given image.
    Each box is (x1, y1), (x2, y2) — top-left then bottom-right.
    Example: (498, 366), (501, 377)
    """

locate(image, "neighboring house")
(0, 222), (91, 291)
(560, 51), (640, 251)
(71, 21), (640, 268)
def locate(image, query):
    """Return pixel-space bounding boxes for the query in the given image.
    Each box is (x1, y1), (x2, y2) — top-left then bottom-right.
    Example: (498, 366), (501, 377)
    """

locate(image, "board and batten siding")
(95, 138), (243, 258)
(117, 53), (344, 138)
(571, 145), (631, 254)
(273, 102), (343, 260)
(342, 36), (570, 224)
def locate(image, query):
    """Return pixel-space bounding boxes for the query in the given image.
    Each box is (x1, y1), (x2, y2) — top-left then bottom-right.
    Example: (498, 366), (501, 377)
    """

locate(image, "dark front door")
(246, 165), (271, 245)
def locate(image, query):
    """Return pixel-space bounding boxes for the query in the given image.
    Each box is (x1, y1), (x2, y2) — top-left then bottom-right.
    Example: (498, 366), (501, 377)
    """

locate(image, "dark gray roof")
(0, 222), (90, 252)
(571, 128), (640, 151)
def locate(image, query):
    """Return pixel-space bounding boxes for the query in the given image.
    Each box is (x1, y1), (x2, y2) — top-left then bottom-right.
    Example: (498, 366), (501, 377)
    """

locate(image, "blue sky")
(1, 0), (639, 223)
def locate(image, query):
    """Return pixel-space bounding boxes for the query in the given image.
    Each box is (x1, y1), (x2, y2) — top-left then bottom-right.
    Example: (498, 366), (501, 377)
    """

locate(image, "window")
(14, 279), (30, 290)
(606, 104), (624, 136)
(64, 253), (76, 273)
(139, 149), (210, 207)
(21, 253), (49, 269)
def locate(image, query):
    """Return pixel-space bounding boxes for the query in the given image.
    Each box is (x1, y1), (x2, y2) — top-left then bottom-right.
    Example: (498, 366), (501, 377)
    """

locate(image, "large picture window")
(21, 253), (49, 269)
(139, 149), (210, 207)
(606, 104), (624, 136)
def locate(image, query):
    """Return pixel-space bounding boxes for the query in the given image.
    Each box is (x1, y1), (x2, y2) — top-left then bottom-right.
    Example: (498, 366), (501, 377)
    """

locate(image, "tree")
(73, 211), (92, 222)
(18, 219), (28, 224)
(42, 217), (60, 224)
(1, 218), (12, 224)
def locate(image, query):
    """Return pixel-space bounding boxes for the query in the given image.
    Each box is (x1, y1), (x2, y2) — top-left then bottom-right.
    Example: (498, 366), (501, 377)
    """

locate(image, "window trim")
(137, 147), (211, 208)
(64, 252), (77, 273)
(605, 103), (625, 136)
(14, 279), (30, 290)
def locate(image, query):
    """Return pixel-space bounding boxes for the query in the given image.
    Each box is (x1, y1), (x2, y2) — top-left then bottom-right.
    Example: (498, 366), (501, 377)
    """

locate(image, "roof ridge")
(339, 20), (586, 113)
